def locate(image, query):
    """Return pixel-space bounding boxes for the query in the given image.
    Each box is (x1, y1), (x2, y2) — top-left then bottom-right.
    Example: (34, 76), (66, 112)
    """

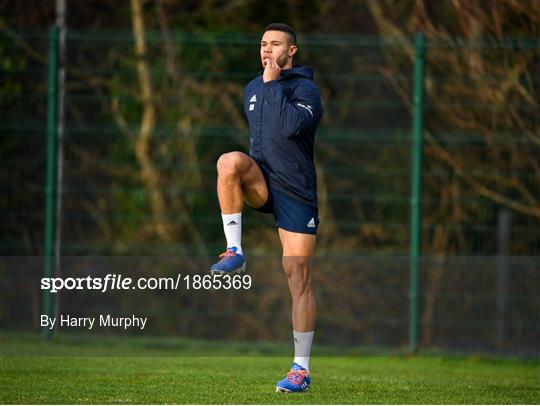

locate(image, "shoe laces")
(218, 249), (236, 259)
(287, 368), (308, 385)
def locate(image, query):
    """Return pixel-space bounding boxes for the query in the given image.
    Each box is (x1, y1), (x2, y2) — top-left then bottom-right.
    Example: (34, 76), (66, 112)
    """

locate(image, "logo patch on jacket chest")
(249, 94), (257, 111)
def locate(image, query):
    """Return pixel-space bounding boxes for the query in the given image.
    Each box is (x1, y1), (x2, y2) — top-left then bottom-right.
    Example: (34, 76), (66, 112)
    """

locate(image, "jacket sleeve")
(263, 80), (322, 139)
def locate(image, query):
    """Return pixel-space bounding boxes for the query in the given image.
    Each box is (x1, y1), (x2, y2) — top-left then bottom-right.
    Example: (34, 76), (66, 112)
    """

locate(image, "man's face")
(260, 30), (296, 69)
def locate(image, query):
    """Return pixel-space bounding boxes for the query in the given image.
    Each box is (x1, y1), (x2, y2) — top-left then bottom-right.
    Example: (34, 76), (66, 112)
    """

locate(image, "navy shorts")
(252, 163), (319, 235)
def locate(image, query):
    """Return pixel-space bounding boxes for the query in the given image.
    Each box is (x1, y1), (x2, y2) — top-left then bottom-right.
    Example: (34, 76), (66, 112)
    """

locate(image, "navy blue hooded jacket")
(244, 66), (323, 207)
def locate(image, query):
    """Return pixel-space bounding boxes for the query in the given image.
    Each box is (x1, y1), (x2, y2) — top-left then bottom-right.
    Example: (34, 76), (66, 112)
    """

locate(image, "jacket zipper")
(258, 88), (264, 161)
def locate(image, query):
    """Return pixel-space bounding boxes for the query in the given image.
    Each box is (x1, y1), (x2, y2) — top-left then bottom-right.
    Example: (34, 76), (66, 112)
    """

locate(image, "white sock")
(293, 330), (314, 371)
(221, 213), (242, 255)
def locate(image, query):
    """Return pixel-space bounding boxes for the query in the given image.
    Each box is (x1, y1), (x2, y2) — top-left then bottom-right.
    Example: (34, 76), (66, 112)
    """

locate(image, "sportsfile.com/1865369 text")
(40, 273), (252, 293)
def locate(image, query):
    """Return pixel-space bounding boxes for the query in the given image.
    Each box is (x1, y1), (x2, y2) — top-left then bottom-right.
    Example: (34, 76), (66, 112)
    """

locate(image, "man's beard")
(275, 54), (289, 68)
(261, 53), (289, 68)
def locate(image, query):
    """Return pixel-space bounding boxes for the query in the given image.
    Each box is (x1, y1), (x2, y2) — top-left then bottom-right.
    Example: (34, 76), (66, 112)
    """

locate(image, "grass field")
(1, 333), (539, 404)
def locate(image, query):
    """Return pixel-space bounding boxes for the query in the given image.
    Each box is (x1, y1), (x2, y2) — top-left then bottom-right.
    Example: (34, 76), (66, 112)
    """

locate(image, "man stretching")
(211, 23), (323, 393)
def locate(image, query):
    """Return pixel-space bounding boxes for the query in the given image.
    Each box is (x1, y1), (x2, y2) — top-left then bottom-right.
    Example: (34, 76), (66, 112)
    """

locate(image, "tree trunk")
(130, 0), (174, 243)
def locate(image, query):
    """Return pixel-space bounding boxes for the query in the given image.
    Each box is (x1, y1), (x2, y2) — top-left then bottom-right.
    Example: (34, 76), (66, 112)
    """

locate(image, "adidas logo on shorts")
(307, 218), (316, 228)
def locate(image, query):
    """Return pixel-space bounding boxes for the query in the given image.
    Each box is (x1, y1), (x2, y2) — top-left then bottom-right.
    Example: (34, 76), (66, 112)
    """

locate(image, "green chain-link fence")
(1, 29), (538, 354)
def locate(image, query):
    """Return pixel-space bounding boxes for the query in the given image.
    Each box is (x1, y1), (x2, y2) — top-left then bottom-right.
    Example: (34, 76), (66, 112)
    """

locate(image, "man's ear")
(289, 45), (298, 58)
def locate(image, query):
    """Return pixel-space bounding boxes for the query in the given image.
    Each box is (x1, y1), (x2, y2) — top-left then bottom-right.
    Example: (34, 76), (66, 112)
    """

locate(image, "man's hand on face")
(263, 57), (281, 83)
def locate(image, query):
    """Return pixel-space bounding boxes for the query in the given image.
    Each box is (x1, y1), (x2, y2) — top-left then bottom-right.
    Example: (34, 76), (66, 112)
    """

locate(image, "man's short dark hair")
(265, 23), (297, 45)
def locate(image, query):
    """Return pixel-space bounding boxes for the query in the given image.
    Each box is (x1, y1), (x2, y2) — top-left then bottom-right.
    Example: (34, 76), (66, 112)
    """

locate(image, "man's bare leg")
(216, 151), (268, 214)
(279, 228), (316, 371)
(211, 151), (268, 273)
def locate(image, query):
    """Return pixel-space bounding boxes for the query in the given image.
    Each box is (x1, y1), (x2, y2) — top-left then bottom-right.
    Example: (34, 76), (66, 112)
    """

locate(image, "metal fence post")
(408, 32), (425, 353)
(43, 25), (59, 339)
(496, 208), (510, 351)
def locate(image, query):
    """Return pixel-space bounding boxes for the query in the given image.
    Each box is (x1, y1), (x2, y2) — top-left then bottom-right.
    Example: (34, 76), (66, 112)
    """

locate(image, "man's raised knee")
(217, 151), (245, 175)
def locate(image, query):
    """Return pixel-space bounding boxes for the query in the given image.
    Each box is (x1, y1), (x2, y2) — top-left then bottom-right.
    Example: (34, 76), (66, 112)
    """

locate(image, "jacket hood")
(280, 65), (314, 81)
(259, 65), (314, 81)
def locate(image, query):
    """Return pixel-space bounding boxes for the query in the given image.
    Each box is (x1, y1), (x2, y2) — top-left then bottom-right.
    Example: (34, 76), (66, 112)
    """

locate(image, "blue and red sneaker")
(275, 363), (310, 393)
(210, 247), (246, 274)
